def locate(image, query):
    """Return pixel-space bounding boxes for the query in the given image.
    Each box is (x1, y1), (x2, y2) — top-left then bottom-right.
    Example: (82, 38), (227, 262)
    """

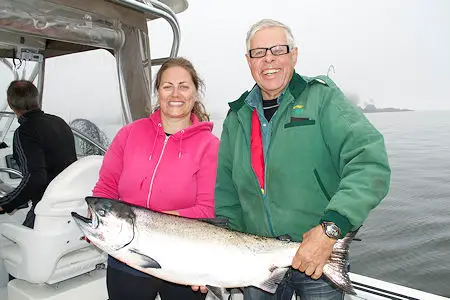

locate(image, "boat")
(0, 0), (447, 299)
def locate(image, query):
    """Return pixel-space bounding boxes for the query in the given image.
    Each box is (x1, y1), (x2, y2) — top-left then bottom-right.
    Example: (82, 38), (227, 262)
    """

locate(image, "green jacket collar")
(228, 71), (307, 112)
(288, 71), (307, 99)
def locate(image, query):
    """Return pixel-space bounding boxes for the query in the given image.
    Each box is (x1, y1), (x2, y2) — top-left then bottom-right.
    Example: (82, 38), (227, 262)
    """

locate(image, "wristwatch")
(321, 221), (342, 240)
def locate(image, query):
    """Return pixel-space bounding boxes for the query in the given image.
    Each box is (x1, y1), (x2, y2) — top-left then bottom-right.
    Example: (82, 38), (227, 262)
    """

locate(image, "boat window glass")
(42, 49), (123, 157)
(0, 59), (23, 144)
(0, 59), (17, 111)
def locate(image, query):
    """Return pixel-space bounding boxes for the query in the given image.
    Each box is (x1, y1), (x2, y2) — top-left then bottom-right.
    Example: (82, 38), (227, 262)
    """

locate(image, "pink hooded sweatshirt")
(92, 110), (219, 218)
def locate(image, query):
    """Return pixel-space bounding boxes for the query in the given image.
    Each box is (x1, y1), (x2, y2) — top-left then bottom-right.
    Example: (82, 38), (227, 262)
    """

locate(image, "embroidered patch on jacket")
(285, 105), (316, 127)
(292, 105), (304, 116)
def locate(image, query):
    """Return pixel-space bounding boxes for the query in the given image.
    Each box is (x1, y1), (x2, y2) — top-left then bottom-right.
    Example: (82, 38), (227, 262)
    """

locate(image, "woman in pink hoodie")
(92, 57), (219, 300)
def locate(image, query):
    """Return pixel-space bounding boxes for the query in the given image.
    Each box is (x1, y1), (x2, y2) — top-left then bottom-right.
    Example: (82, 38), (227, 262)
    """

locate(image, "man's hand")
(291, 225), (336, 279)
(0, 206), (4, 214)
(191, 286), (208, 293)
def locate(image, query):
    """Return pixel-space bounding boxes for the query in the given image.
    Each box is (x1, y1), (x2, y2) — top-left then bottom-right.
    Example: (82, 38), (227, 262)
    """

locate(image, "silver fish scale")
(132, 208), (299, 254)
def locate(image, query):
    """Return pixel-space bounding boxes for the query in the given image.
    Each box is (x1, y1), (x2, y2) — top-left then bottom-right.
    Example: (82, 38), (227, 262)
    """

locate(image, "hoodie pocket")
(313, 169), (331, 201)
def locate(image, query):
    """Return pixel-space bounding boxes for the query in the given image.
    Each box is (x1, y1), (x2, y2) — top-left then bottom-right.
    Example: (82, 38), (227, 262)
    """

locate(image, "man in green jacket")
(214, 19), (391, 299)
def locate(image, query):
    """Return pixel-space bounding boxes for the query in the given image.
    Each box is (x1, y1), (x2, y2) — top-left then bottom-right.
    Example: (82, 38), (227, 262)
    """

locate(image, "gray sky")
(1, 0), (449, 138)
(150, 0), (450, 115)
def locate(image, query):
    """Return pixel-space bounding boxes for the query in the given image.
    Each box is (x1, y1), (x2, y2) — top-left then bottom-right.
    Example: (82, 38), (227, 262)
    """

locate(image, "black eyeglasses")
(248, 45), (291, 58)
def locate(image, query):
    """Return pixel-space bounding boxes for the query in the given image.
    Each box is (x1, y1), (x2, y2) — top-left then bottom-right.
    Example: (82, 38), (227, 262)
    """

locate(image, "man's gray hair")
(6, 80), (40, 111)
(246, 19), (296, 52)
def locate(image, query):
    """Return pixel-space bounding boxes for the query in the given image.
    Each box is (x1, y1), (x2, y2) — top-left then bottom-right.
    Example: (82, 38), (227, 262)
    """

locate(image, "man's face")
(246, 27), (298, 100)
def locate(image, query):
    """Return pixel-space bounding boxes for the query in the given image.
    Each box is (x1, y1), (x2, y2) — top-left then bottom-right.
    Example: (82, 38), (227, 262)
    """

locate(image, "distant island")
(343, 93), (413, 113)
(360, 104), (413, 113)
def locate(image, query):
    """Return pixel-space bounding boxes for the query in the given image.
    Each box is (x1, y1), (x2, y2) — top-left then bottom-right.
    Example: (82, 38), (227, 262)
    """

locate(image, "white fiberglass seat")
(0, 155), (107, 284)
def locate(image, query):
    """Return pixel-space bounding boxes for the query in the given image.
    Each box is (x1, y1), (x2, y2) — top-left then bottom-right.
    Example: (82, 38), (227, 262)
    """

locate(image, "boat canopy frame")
(0, 0), (187, 122)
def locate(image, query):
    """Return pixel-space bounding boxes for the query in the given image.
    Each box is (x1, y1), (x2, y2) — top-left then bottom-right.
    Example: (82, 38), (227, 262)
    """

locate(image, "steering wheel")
(0, 168), (23, 214)
(0, 167), (23, 179)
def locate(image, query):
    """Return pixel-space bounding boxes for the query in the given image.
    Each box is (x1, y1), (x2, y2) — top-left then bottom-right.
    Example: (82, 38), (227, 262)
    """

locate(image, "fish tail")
(322, 230), (358, 295)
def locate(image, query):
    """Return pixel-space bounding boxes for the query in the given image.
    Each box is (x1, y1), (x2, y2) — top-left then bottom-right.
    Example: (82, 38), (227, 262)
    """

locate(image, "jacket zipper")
(261, 96), (291, 236)
(263, 145), (275, 236)
(146, 135), (169, 208)
(240, 109), (275, 236)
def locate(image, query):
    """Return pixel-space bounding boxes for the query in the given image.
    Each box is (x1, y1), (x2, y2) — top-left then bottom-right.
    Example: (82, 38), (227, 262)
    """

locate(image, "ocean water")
(211, 110), (450, 298)
(352, 111), (450, 298)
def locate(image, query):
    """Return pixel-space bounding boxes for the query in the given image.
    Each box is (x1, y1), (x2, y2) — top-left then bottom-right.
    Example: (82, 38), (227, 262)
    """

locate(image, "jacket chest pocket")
(284, 118), (316, 128)
(274, 119), (318, 157)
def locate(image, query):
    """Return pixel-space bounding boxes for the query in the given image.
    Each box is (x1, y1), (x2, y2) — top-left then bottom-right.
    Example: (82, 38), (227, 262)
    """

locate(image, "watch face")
(323, 223), (341, 239)
(326, 225), (339, 238)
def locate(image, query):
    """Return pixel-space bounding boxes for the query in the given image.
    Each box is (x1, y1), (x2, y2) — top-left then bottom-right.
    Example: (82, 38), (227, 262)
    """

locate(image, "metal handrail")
(327, 65), (335, 78)
(0, 167), (23, 179)
(0, 114), (14, 144)
(71, 128), (107, 155)
(110, 0), (181, 57)
(147, 0), (181, 62)
(0, 58), (19, 80)
(145, 57), (169, 67)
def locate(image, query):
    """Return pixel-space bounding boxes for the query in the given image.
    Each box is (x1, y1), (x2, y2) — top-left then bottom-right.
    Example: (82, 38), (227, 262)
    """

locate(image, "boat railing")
(111, 0), (182, 65)
(71, 127), (107, 156)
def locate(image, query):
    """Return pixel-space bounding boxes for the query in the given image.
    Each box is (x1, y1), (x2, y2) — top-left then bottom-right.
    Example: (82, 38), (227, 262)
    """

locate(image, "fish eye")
(98, 209), (106, 217)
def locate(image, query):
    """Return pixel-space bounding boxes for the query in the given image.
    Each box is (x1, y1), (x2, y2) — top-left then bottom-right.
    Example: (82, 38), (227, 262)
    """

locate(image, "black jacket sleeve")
(0, 129), (48, 212)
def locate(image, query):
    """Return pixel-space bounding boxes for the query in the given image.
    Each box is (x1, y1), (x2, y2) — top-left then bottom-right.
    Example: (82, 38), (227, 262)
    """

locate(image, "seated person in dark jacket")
(0, 80), (77, 228)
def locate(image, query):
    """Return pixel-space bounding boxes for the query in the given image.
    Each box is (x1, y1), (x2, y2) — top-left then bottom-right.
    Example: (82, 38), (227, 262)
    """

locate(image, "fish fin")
(199, 217), (229, 229)
(323, 263), (355, 295)
(322, 230), (358, 295)
(255, 267), (289, 294)
(205, 285), (226, 300)
(128, 248), (161, 269)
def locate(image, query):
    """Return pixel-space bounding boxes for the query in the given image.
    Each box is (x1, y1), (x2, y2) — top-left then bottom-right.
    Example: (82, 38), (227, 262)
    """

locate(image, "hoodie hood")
(149, 109), (214, 139)
(148, 110), (214, 158)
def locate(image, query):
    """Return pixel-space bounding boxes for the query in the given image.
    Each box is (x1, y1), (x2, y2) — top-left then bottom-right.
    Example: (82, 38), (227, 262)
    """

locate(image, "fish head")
(71, 197), (135, 253)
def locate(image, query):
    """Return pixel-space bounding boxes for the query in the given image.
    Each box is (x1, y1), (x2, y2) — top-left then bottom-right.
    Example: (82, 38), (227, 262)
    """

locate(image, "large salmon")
(72, 197), (356, 299)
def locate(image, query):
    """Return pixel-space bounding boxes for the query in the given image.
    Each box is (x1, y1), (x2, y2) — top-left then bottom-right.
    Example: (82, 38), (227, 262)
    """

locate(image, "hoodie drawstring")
(178, 130), (184, 158)
(149, 123), (162, 160)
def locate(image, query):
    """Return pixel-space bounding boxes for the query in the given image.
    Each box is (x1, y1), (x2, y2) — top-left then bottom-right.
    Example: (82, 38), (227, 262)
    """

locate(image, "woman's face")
(157, 66), (197, 120)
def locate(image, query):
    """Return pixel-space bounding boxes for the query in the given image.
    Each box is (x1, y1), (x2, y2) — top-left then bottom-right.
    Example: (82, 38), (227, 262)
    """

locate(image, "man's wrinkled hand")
(191, 285), (208, 293)
(291, 225), (336, 279)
